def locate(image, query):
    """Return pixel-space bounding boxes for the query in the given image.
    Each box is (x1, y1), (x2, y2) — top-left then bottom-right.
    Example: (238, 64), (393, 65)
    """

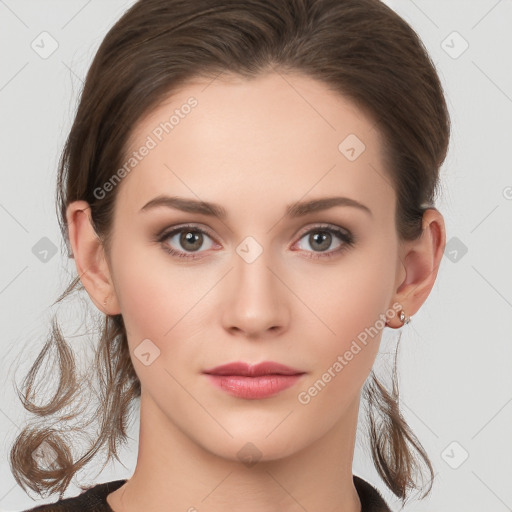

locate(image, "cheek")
(112, 237), (198, 330)
(303, 238), (396, 344)
(295, 239), (397, 400)
(110, 242), (213, 373)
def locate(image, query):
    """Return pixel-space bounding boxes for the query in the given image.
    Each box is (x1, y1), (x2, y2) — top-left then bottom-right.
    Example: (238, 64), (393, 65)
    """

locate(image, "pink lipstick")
(203, 361), (306, 399)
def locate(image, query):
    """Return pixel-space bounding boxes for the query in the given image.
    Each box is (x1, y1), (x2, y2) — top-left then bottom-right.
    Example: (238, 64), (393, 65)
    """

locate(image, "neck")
(108, 393), (362, 512)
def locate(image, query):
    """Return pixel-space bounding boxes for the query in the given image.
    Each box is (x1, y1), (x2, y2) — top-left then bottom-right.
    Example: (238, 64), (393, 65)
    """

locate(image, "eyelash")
(155, 223), (355, 261)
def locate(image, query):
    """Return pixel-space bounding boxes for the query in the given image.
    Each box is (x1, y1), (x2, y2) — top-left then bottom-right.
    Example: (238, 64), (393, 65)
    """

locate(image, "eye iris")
(180, 230), (203, 251)
(310, 231), (331, 251)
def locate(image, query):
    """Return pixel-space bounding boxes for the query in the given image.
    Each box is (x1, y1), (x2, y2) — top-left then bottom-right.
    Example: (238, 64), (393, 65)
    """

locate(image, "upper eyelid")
(159, 223), (217, 241)
(158, 222), (351, 246)
(295, 223), (351, 237)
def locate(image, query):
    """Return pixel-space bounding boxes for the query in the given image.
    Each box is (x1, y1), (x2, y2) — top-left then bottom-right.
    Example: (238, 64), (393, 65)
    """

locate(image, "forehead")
(118, 72), (394, 220)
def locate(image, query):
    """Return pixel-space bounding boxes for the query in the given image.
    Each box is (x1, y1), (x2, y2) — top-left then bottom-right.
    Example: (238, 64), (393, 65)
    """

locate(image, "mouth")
(202, 361), (305, 377)
(202, 361), (306, 399)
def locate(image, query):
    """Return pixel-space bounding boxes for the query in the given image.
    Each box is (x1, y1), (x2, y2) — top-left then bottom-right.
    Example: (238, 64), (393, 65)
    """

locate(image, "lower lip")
(204, 374), (304, 399)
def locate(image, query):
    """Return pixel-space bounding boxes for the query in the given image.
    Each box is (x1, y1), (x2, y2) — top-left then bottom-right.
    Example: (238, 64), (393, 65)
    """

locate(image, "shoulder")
(21, 480), (126, 512)
(353, 475), (392, 512)
(21, 476), (388, 511)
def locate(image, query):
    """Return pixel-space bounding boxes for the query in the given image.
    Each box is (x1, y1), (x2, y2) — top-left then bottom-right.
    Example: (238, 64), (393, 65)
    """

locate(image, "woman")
(10, 0), (450, 510)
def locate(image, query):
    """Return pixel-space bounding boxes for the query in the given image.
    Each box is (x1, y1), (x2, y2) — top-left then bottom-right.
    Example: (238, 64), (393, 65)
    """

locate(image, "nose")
(221, 247), (290, 338)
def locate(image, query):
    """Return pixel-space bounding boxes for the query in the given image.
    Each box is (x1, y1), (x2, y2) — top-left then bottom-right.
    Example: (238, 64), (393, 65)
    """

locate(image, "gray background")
(1, 1), (511, 510)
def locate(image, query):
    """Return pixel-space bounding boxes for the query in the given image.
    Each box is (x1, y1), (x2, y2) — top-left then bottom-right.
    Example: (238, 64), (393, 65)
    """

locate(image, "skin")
(66, 71), (445, 512)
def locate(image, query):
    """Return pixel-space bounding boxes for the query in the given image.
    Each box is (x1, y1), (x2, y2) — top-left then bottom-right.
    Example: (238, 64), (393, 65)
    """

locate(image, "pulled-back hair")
(10, 0), (450, 505)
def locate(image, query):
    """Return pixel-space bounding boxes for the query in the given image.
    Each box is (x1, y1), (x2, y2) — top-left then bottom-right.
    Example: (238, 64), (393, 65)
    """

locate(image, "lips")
(203, 361), (304, 377)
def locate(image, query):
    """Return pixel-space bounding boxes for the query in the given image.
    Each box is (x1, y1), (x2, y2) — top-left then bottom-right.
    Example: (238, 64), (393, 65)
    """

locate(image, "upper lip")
(203, 361), (305, 377)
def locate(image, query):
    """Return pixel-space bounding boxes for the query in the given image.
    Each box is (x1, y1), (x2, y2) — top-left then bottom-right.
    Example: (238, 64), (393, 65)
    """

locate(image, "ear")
(387, 208), (446, 328)
(66, 200), (121, 315)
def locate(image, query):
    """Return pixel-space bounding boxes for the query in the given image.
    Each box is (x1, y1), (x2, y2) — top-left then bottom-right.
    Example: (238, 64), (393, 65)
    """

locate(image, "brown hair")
(10, 0), (450, 505)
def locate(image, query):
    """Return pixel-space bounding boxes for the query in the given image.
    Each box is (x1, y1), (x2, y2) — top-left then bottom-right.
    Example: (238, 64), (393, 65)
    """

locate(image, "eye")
(157, 224), (218, 260)
(156, 223), (355, 261)
(293, 224), (355, 259)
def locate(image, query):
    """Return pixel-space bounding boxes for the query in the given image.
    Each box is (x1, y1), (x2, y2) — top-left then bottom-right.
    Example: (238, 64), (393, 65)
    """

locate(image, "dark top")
(24, 475), (391, 511)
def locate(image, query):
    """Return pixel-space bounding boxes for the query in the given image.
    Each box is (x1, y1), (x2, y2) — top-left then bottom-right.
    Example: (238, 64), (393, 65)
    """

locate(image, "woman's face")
(104, 72), (405, 460)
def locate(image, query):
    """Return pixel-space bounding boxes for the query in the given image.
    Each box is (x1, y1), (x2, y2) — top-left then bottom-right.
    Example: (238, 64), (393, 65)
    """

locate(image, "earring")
(399, 310), (410, 325)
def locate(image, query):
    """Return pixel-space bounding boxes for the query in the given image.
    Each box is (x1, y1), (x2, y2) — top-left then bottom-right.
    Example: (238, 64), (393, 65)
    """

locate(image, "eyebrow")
(139, 195), (372, 218)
